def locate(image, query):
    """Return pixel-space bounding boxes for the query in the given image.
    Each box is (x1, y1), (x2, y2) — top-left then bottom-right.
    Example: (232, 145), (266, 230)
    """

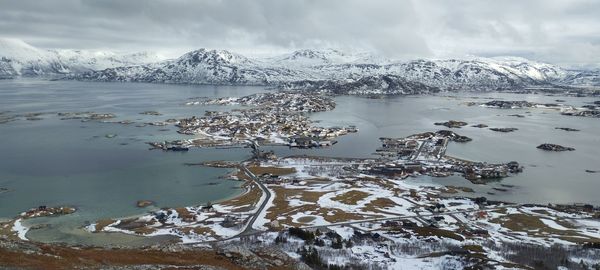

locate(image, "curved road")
(238, 165), (272, 236)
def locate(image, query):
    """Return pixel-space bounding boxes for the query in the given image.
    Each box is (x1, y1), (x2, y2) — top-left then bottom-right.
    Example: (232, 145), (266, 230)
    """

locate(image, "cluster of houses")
(175, 110), (356, 147)
(147, 92), (360, 150)
(365, 131), (522, 182)
(169, 93), (358, 149)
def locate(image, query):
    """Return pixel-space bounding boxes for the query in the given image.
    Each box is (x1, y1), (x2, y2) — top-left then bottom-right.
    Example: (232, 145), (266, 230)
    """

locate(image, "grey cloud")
(0, 0), (598, 66)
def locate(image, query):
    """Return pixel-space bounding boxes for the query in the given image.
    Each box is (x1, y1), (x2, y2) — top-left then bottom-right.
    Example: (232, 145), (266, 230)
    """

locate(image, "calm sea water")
(1, 79), (599, 245)
(0, 79), (263, 245)
(273, 94), (600, 206)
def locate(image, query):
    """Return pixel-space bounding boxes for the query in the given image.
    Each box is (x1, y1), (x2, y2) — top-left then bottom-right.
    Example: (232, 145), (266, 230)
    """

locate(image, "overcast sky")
(1, 0), (599, 67)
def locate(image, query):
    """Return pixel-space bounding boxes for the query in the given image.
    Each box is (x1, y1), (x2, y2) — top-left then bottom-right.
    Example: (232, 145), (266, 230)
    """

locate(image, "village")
(149, 92), (357, 150)
(368, 130), (522, 182)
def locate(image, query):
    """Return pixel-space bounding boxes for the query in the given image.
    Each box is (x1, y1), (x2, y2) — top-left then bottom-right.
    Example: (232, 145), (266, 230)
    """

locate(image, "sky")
(0, 0), (599, 67)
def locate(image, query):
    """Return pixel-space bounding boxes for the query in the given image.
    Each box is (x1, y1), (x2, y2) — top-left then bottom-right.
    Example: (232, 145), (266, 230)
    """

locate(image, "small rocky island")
(136, 200), (154, 208)
(480, 100), (537, 109)
(471, 124), (488, 128)
(434, 120), (468, 128)
(537, 143), (575, 151)
(555, 127), (580, 132)
(490, 127), (518, 133)
(21, 206), (76, 219)
(561, 109), (600, 118)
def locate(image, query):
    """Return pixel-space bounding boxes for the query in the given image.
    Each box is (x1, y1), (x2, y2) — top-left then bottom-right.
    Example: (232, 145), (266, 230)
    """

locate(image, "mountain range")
(0, 38), (164, 79)
(2, 38), (599, 95)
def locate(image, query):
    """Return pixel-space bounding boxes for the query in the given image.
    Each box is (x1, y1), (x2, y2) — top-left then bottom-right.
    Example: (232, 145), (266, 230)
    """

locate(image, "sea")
(1, 79), (598, 245)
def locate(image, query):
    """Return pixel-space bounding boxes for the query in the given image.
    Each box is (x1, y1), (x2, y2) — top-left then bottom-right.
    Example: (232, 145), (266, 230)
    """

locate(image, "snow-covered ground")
(11, 219), (29, 241)
(5, 38), (599, 91)
(74, 155), (600, 269)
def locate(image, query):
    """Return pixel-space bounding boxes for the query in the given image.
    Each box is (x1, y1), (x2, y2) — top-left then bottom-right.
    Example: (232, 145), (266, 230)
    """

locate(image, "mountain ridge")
(2, 39), (599, 94)
(0, 38), (164, 79)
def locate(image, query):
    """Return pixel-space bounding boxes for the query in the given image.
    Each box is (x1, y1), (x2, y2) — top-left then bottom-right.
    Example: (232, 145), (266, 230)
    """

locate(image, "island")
(555, 127), (580, 132)
(537, 143), (576, 151)
(148, 92), (357, 150)
(489, 127), (518, 133)
(433, 120), (468, 128)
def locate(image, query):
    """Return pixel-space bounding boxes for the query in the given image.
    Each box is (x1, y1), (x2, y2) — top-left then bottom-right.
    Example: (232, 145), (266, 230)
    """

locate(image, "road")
(237, 164), (272, 236)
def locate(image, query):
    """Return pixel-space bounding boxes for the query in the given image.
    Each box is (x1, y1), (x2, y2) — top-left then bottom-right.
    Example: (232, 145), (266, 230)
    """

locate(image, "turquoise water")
(0, 79), (263, 245)
(1, 79), (599, 245)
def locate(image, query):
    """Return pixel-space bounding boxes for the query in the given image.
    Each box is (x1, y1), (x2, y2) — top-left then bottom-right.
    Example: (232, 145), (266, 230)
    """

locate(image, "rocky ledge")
(537, 143), (575, 151)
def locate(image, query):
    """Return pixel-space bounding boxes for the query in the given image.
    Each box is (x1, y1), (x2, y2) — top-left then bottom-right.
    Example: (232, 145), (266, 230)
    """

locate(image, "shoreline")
(3, 146), (599, 247)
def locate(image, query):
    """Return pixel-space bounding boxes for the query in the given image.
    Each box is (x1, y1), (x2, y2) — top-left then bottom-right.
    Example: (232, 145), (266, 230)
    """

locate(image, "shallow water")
(1, 79), (599, 245)
(0, 79), (263, 245)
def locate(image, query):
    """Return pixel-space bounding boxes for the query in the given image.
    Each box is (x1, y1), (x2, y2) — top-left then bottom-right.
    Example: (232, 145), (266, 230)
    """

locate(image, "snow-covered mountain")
(74, 48), (596, 94)
(2, 39), (598, 94)
(265, 49), (368, 67)
(0, 38), (164, 79)
(76, 48), (318, 85)
(75, 49), (579, 90)
(560, 69), (600, 87)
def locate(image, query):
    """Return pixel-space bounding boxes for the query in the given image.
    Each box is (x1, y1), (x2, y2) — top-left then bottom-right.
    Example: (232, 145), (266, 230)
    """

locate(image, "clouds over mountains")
(1, 0), (599, 67)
